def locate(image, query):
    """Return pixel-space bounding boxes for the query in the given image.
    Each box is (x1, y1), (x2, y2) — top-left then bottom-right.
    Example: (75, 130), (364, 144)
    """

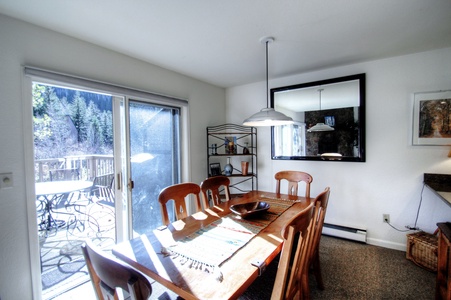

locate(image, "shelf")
(207, 124), (257, 193)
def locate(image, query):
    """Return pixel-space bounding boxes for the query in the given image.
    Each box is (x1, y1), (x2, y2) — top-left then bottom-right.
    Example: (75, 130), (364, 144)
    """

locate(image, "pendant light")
(307, 88), (334, 132)
(243, 37), (293, 127)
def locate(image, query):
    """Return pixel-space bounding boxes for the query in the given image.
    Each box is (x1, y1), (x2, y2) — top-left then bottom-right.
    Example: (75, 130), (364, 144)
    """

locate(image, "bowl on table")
(230, 201), (270, 218)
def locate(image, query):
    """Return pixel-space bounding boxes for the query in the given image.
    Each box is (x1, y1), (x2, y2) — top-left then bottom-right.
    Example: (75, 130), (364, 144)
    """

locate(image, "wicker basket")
(406, 230), (438, 272)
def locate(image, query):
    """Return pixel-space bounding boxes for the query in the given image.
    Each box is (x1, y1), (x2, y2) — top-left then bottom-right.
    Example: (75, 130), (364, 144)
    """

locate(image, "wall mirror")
(271, 73), (365, 162)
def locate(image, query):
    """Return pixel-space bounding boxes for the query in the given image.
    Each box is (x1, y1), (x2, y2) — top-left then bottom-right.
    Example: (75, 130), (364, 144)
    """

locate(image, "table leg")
(37, 194), (67, 236)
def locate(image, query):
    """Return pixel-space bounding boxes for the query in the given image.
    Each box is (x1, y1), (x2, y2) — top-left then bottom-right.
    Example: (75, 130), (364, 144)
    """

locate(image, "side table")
(436, 222), (451, 300)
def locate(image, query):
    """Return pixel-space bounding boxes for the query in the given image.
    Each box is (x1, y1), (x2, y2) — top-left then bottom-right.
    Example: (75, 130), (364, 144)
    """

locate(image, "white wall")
(2, 11), (450, 300)
(227, 47), (451, 250)
(0, 14), (225, 300)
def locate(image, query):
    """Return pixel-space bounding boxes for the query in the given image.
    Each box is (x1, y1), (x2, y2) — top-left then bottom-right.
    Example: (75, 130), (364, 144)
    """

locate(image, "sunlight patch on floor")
(51, 282), (95, 300)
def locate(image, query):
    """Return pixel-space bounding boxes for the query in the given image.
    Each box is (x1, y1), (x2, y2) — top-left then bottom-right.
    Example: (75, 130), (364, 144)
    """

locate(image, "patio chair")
(49, 168), (80, 181)
(91, 173), (115, 205)
(65, 182), (116, 241)
(81, 239), (152, 300)
(65, 175), (115, 240)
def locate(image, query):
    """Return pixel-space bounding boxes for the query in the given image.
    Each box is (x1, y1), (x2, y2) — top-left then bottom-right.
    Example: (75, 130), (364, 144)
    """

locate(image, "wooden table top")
(112, 190), (312, 300)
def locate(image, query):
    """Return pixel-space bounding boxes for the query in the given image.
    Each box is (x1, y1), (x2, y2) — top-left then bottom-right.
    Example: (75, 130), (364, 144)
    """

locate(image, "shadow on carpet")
(239, 235), (436, 299)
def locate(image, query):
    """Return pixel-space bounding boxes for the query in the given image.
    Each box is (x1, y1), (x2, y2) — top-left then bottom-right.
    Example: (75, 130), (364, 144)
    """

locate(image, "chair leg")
(301, 273), (311, 300)
(312, 250), (325, 290)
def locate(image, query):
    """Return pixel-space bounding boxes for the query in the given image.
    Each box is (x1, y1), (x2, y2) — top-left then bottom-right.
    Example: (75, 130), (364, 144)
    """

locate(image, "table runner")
(160, 198), (294, 281)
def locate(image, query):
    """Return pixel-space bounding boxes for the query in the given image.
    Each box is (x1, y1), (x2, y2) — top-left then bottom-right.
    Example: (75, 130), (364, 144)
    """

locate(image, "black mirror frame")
(270, 73), (366, 162)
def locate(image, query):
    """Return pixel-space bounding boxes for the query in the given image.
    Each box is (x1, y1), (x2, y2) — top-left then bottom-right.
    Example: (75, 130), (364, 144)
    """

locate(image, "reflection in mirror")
(271, 73), (365, 162)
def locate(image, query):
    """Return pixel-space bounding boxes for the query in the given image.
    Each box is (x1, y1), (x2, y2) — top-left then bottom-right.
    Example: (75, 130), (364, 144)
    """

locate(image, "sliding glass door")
(29, 77), (182, 298)
(128, 100), (180, 236)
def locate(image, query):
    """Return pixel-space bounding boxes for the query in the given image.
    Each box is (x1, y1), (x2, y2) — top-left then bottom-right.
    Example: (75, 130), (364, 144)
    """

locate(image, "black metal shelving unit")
(206, 124), (257, 194)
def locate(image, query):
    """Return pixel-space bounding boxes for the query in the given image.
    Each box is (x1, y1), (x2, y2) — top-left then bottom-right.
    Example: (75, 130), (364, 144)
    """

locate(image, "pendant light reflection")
(243, 37), (293, 127)
(307, 88), (334, 132)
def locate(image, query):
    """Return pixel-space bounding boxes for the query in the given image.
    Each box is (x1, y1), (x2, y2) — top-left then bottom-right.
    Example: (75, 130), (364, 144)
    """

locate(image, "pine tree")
(71, 91), (88, 144)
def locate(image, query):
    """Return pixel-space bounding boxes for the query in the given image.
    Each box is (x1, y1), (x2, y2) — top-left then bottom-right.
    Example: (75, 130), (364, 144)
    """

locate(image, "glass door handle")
(127, 179), (134, 191)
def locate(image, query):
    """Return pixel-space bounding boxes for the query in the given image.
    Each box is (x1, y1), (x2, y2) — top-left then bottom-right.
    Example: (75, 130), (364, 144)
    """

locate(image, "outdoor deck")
(39, 192), (115, 299)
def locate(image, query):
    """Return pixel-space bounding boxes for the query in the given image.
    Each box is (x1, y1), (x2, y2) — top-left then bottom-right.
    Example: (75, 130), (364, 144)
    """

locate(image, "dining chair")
(270, 202), (315, 300)
(158, 182), (202, 226)
(81, 239), (152, 300)
(301, 187), (331, 297)
(200, 176), (231, 208)
(274, 170), (313, 197)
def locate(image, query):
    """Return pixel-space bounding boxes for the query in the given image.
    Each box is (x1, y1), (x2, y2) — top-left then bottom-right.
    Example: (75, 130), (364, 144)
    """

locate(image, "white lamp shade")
(321, 153), (342, 159)
(243, 108), (293, 127)
(307, 122), (334, 132)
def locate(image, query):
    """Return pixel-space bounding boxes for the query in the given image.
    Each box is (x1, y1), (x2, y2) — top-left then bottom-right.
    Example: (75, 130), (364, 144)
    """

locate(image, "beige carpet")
(240, 235), (436, 299)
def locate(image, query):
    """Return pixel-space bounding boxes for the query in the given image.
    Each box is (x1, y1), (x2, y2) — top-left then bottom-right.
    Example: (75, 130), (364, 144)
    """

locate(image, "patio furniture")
(50, 168), (80, 181)
(35, 180), (93, 236)
(90, 173), (115, 203)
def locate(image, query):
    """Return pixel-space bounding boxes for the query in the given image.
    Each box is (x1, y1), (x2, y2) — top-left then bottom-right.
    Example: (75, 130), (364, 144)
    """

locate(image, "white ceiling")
(1, 0), (451, 88)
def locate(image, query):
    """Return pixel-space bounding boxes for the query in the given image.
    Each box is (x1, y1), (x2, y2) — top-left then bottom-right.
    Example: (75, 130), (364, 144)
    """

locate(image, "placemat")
(161, 198), (293, 281)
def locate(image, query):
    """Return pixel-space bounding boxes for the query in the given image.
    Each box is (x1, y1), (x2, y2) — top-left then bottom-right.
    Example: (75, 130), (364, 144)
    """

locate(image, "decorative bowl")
(230, 201), (270, 218)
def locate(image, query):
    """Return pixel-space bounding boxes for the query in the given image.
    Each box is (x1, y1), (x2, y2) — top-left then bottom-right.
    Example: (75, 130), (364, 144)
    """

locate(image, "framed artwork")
(224, 136), (237, 154)
(210, 163), (222, 176)
(412, 90), (451, 145)
(325, 116), (335, 126)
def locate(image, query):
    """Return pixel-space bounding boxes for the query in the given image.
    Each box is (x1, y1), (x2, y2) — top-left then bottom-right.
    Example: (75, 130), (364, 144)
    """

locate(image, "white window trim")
(22, 66), (191, 299)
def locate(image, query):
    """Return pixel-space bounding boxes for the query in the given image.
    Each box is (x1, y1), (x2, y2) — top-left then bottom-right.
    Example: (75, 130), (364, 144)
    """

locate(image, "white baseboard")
(366, 237), (406, 251)
(322, 223), (367, 243)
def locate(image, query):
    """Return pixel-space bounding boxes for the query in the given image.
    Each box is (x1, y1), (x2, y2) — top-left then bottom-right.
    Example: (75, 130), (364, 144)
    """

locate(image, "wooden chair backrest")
(299, 187), (331, 297)
(275, 171), (313, 197)
(309, 187), (330, 261)
(200, 176), (231, 208)
(81, 240), (152, 300)
(271, 203), (315, 300)
(158, 182), (202, 226)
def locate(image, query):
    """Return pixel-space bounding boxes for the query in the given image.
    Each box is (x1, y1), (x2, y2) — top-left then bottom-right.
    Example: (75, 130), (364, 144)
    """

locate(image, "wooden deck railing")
(35, 155), (114, 182)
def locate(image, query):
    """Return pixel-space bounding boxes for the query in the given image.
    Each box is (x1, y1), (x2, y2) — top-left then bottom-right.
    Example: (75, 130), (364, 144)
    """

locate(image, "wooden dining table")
(112, 190), (312, 300)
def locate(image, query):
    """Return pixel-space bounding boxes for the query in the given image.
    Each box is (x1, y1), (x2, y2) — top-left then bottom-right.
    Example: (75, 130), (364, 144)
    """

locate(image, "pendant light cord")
(266, 40), (269, 108)
(242, 36), (293, 126)
(318, 88), (324, 111)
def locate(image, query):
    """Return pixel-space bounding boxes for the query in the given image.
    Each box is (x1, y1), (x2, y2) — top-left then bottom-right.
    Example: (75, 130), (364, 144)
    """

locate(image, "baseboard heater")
(322, 223), (367, 243)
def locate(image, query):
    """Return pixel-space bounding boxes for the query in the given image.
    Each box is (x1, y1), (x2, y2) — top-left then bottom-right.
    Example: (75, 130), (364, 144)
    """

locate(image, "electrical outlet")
(383, 214), (390, 223)
(0, 173), (13, 189)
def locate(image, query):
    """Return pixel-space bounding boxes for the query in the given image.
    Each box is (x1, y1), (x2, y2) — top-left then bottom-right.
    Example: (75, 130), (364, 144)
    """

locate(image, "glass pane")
(32, 82), (116, 299)
(129, 100), (180, 236)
